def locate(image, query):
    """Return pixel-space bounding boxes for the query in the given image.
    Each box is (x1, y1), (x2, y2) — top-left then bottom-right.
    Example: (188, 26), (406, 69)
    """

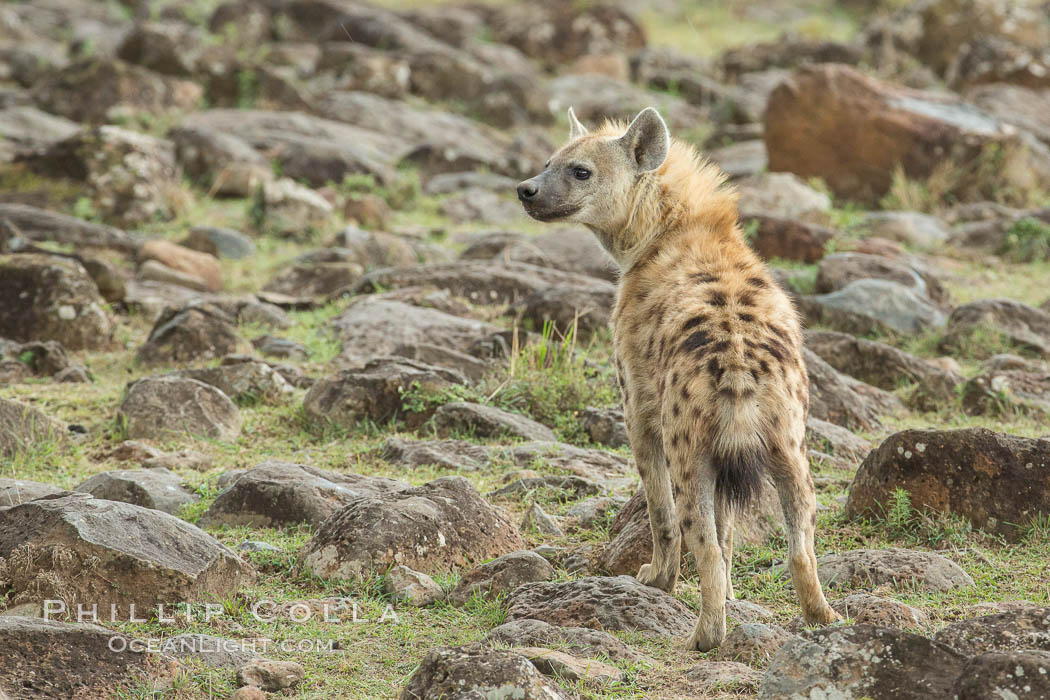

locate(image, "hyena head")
(517, 107), (670, 259)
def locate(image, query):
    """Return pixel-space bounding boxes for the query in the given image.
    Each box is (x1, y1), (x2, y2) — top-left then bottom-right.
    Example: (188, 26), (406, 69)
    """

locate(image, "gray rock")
(941, 298), (1050, 358)
(172, 361), (293, 404)
(685, 660), (763, 693)
(0, 477), (67, 509)
(513, 646), (624, 685)
(578, 406), (628, 448)
(804, 279), (947, 335)
(861, 211), (951, 249)
(486, 618), (647, 663)
(0, 494), (247, 609)
(805, 417), (873, 465)
(805, 347), (902, 430)
(827, 593), (929, 631)
(815, 252), (949, 307)
(736, 172), (831, 222)
(505, 575), (695, 637)
(501, 226), (617, 283)
(303, 358), (465, 430)
(545, 74), (703, 132)
(449, 551), (555, 605)
(434, 402), (556, 442)
(520, 503), (563, 537)
(816, 548), (974, 592)
(75, 467), (198, 515)
(300, 476), (525, 579)
(331, 296), (498, 369)
(952, 650), (1050, 699)
(383, 565), (444, 607)
(934, 607), (1050, 656)
(118, 375), (241, 441)
(200, 461), (407, 529)
(182, 226), (256, 259)
(380, 437), (491, 472)
(516, 282), (615, 340)
(236, 659), (305, 691)
(714, 623), (798, 666)
(399, 644), (570, 700)
(760, 624), (965, 700)
(136, 303), (251, 367)
(0, 254), (115, 351)
(0, 398), (67, 458)
(0, 617), (162, 698)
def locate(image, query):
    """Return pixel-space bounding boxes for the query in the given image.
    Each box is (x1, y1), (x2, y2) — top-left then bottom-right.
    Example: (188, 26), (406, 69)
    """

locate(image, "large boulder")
(331, 296), (498, 368)
(0, 617), (173, 698)
(816, 548), (973, 593)
(799, 279), (947, 335)
(0, 477), (67, 509)
(486, 619), (647, 663)
(171, 361), (293, 404)
(815, 252), (949, 307)
(0, 203), (139, 254)
(760, 624), (965, 700)
(28, 126), (181, 226)
(764, 63), (1050, 204)
(31, 57), (202, 123)
(934, 607), (1050, 656)
(0, 254), (115, 351)
(448, 551), (555, 605)
(399, 644), (570, 700)
(118, 375), (242, 441)
(804, 347), (901, 430)
(0, 398), (67, 458)
(505, 575), (695, 637)
(805, 330), (963, 410)
(490, 2), (644, 65)
(302, 358), (465, 431)
(74, 467), (198, 515)
(846, 428), (1050, 540)
(940, 298), (1050, 358)
(0, 494), (247, 610)
(199, 461), (408, 529)
(299, 476), (524, 579)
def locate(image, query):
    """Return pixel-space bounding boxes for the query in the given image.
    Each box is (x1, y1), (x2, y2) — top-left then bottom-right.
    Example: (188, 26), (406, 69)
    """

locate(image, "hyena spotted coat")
(517, 107), (838, 651)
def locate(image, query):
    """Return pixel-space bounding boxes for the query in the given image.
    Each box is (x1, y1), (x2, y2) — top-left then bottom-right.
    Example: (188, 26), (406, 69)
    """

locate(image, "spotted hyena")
(516, 107), (838, 651)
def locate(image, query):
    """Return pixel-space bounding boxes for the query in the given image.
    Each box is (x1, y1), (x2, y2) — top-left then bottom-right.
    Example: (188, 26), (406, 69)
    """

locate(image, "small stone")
(520, 503), (563, 536)
(383, 565), (445, 607)
(449, 551), (555, 606)
(235, 660), (305, 691)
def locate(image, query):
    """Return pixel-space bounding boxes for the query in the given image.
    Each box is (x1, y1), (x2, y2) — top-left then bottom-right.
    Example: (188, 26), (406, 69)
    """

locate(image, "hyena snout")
(516, 179), (539, 201)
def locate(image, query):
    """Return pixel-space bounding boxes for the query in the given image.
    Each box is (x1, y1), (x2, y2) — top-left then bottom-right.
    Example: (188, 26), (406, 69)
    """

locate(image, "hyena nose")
(517, 180), (539, 201)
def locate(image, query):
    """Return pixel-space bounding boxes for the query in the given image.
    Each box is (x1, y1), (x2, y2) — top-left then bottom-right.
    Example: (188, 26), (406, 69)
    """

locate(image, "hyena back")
(517, 107), (838, 651)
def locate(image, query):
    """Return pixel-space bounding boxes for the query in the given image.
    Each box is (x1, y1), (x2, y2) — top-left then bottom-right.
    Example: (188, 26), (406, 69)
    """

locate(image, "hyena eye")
(544, 160), (550, 169)
(573, 167), (591, 181)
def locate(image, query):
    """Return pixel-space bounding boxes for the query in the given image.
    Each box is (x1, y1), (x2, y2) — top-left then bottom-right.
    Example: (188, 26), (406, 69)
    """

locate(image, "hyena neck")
(604, 140), (742, 272)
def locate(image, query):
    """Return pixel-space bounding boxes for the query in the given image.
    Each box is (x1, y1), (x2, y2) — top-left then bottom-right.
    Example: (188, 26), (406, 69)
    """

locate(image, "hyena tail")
(712, 446), (766, 510)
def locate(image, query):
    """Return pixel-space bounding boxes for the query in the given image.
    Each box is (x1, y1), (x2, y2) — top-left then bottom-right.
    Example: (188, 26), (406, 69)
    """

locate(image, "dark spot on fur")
(707, 357), (724, 382)
(680, 330), (712, 354)
(672, 403), (681, 417)
(707, 290), (727, 307)
(682, 315), (707, 332)
(749, 367), (760, 381)
(761, 342), (785, 362)
(712, 340), (731, 353)
(720, 320), (732, 333)
(690, 272), (717, 283)
(746, 276), (769, 289)
(758, 359), (770, 374)
(738, 312), (754, 323)
(738, 291), (756, 307)
(681, 517), (694, 530)
(681, 384), (690, 400)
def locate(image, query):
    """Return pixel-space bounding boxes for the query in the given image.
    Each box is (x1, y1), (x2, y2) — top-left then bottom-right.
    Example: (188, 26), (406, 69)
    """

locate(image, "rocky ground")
(2, 0), (1050, 698)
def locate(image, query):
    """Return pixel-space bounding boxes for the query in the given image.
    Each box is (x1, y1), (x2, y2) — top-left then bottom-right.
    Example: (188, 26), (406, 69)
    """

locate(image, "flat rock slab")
(0, 477), (68, 509)
(300, 476), (524, 578)
(200, 461), (409, 529)
(399, 644), (570, 700)
(380, 437), (492, 472)
(75, 467), (198, 515)
(760, 624), (965, 700)
(934, 607), (1050, 656)
(846, 428), (1050, 540)
(0, 494), (247, 609)
(118, 375), (242, 441)
(0, 616), (173, 698)
(433, 401), (557, 442)
(505, 575), (695, 638)
(816, 548), (973, 592)
(486, 618), (647, 663)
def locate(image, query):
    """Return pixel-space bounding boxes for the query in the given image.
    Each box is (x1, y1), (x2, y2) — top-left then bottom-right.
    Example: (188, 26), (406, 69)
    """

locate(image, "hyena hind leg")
(630, 422), (681, 593)
(771, 449), (839, 626)
(676, 468), (727, 652)
(715, 498), (735, 600)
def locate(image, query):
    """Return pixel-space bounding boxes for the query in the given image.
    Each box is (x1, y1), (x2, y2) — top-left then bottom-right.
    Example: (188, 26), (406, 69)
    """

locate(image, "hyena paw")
(805, 605), (841, 627)
(636, 563), (674, 593)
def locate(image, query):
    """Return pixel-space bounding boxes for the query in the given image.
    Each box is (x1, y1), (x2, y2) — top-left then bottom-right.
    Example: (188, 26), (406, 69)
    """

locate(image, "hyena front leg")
(771, 449), (839, 626)
(676, 461), (727, 652)
(629, 418), (681, 593)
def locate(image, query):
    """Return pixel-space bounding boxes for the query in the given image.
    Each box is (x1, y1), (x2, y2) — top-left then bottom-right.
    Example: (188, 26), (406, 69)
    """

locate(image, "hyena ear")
(567, 106), (589, 140)
(617, 107), (670, 172)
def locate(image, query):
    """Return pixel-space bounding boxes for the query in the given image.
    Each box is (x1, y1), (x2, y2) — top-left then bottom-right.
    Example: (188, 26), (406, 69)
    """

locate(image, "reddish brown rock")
(846, 428), (1050, 539)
